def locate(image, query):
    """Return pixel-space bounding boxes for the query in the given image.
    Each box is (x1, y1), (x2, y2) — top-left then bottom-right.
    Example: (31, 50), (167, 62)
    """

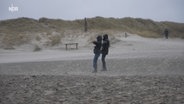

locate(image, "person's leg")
(165, 34), (168, 39)
(166, 34), (168, 39)
(93, 53), (100, 72)
(101, 54), (107, 71)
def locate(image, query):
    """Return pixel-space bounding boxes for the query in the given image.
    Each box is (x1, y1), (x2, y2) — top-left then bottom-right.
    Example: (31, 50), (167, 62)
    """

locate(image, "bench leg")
(65, 44), (68, 50)
(76, 43), (78, 49)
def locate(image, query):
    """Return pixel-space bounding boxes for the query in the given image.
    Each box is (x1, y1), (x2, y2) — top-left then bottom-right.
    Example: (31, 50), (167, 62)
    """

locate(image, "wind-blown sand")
(0, 35), (184, 104)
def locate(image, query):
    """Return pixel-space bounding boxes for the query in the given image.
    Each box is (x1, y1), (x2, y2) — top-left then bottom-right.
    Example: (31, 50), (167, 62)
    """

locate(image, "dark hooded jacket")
(102, 34), (110, 55)
(93, 36), (102, 54)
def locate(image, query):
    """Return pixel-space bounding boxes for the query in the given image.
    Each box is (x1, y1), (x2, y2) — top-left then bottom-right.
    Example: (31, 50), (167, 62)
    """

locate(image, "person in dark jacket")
(101, 34), (110, 71)
(92, 35), (102, 73)
(164, 28), (169, 39)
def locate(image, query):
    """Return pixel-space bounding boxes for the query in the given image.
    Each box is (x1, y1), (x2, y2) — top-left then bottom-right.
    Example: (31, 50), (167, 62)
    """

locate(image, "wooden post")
(65, 44), (68, 50)
(76, 43), (78, 49)
(84, 18), (88, 32)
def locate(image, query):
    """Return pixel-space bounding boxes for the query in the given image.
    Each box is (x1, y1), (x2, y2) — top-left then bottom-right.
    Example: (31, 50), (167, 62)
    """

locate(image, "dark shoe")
(101, 69), (107, 71)
(92, 69), (97, 73)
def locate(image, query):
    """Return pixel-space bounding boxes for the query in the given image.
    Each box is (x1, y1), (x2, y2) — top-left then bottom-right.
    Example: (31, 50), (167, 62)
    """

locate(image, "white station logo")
(9, 4), (19, 12)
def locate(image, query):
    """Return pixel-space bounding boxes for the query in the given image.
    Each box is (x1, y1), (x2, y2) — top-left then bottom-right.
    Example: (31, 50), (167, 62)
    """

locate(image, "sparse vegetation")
(35, 35), (41, 41)
(33, 44), (41, 52)
(49, 34), (61, 46)
(0, 17), (183, 49)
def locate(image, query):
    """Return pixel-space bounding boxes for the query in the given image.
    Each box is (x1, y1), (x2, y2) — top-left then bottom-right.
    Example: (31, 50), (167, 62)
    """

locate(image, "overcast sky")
(0, 0), (184, 23)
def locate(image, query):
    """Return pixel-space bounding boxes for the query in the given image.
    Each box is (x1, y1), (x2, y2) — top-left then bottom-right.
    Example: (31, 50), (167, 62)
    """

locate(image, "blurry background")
(0, 0), (184, 23)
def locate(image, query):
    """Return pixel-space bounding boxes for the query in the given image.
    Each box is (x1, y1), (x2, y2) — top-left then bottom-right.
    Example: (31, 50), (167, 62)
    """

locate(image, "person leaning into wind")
(101, 34), (110, 71)
(92, 35), (102, 73)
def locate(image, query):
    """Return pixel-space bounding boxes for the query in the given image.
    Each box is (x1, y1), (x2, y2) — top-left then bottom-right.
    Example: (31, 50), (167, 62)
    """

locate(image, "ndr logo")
(9, 4), (19, 12)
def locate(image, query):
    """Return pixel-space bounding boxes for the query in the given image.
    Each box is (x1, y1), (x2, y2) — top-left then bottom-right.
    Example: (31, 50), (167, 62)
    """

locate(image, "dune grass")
(0, 17), (184, 48)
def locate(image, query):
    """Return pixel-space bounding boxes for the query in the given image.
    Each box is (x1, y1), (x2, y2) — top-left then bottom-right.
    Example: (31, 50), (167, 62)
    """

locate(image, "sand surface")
(0, 35), (184, 104)
(1, 75), (184, 104)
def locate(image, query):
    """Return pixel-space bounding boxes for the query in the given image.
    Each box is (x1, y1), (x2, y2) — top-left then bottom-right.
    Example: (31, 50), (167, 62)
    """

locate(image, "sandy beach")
(0, 35), (184, 104)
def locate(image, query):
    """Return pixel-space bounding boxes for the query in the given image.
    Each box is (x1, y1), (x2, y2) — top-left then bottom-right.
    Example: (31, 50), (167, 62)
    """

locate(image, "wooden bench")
(65, 43), (78, 50)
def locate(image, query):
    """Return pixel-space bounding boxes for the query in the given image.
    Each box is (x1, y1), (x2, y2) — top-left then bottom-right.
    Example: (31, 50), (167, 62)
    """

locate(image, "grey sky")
(0, 0), (184, 23)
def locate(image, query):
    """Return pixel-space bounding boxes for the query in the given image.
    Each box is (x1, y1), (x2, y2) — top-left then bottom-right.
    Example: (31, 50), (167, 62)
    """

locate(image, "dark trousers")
(102, 54), (107, 70)
(165, 34), (168, 39)
(93, 52), (100, 71)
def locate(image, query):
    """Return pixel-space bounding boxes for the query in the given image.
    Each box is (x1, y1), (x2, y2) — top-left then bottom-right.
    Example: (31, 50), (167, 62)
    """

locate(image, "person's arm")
(93, 41), (97, 45)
